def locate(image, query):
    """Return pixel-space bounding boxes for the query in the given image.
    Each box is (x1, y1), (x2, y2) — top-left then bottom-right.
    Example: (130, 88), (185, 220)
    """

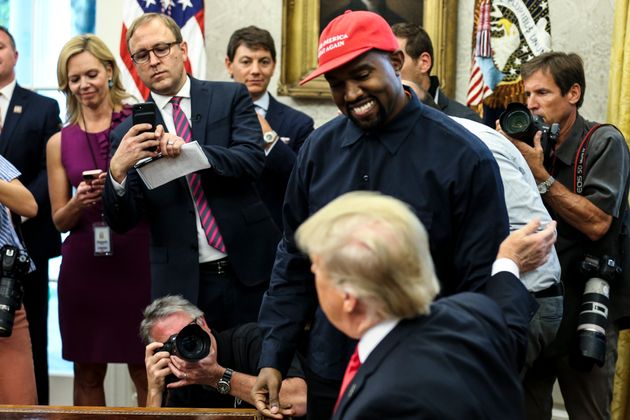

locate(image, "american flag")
(119, 0), (206, 100)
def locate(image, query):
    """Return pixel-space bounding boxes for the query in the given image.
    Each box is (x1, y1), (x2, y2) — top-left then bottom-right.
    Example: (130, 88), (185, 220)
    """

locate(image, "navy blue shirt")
(258, 91), (509, 379)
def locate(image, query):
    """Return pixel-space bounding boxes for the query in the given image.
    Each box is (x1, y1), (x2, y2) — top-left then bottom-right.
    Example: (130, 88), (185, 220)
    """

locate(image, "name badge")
(93, 222), (113, 256)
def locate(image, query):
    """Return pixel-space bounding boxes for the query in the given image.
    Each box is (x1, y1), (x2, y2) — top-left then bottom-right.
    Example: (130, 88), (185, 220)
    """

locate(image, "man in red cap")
(253, 10), (524, 420)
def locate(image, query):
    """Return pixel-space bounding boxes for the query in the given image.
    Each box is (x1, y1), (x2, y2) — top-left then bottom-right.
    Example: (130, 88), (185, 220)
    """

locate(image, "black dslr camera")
(159, 322), (211, 361)
(500, 102), (560, 147)
(0, 245), (31, 337)
(572, 255), (621, 370)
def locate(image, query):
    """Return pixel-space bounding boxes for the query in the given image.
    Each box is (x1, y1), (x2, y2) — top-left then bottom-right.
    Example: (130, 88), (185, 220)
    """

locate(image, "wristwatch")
(216, 368), (233, 394)
(537, 176), (556, 195)
(263, 130), (278, 145)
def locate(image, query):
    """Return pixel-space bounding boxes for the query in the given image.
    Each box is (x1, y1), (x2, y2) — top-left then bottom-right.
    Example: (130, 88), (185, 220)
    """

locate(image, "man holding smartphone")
(104, 13), (280, 333)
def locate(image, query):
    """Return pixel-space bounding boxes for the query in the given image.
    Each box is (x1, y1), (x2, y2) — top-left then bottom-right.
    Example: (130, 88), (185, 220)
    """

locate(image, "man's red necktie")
(334, 346), (362, 412)
(170, 96), (225, 253)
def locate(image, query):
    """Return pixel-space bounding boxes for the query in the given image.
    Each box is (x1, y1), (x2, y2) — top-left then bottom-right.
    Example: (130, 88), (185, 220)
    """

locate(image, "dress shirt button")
(362, 174), (369, 182)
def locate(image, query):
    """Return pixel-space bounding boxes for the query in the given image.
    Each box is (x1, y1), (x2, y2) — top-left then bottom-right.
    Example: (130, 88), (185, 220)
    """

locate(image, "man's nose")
(344, 81), (363, 102)
(251, 61), (261, 74)
(148, 50), (161, 66)
(527, 95), (537, 110)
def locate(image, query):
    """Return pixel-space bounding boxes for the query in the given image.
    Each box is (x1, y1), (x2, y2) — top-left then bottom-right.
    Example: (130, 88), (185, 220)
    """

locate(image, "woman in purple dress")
(46, 34), (150, 406)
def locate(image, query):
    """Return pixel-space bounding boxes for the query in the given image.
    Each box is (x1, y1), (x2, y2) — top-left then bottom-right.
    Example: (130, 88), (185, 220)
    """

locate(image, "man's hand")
(496, 120), (549, 182)
(252, 367), (284, 419)
(109, 123), (161, 182)
(498, 219), (557, 273)
(166, 343), (223, 389)
(145, 342), (171, 407)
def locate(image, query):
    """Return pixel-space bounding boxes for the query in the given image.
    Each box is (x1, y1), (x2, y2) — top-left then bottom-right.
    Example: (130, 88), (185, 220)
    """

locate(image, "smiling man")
(253, 10), (516, 420)
(225, 26), (313, 228)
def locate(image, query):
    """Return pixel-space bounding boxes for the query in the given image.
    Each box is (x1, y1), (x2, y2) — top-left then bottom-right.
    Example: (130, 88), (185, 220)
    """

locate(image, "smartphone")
(132, 102), (158, 152)
(82, 169), (103, 182)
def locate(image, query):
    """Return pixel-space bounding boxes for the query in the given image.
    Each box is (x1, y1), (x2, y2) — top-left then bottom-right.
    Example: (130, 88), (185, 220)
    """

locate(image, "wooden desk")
(0, 405), (263, 419)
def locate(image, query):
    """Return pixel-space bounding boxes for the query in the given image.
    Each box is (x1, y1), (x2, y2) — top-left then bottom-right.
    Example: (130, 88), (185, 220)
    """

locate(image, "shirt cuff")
(492, 258), (520, 278)
(109, 171), (127, 196)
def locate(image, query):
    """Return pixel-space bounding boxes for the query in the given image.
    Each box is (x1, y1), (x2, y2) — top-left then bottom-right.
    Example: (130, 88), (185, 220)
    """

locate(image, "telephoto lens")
(575, 277), (609, 369)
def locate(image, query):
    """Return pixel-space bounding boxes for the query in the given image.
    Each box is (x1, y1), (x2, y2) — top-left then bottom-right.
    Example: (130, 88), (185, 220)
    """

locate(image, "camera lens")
(174, 323), (210, 361)
(504, 109), (531, 134)
(499, 102), (539, 146)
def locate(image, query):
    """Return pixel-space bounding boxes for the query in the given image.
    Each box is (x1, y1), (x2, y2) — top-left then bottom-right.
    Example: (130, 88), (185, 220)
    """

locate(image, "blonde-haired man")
(254, 191), (557, 419)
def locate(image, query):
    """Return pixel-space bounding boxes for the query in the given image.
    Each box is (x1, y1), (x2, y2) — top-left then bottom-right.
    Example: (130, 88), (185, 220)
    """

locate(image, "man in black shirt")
(141, 295), (306, 416)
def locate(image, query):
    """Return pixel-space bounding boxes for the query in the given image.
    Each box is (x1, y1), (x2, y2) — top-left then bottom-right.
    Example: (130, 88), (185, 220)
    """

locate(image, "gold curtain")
(609, 1), (630, 419)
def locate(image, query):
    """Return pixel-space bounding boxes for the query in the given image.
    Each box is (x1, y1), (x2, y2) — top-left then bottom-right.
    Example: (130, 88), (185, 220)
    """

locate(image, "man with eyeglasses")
(141, 295), (306, 414)
(104, 13), (280, 333)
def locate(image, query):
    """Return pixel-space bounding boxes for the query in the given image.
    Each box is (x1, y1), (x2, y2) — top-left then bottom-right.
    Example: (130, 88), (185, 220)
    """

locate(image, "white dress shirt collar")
(0, 79), (17, 125)
(253, 91), (270, 117)
(357, 318), (400, 363)
(152, 76), (191, 111)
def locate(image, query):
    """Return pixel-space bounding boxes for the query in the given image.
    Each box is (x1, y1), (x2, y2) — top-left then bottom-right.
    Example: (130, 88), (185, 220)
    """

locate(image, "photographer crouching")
(140, 295), (306, 418)
(0, 155), (37, 404)
(498, 51), (630, 420)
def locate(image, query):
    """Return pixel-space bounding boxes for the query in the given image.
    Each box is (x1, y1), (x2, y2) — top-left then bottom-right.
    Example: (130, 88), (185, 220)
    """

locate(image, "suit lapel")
(190, 77), (210, 145)
(265, 94), (283, 129)
(334, 319), (416, 418)
(0, 84), (27, 154)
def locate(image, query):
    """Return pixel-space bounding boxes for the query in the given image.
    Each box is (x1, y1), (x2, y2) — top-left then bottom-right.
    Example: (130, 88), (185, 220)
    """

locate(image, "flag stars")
(514, 57), (521, 66)
(521, 44), (529, 53)
(178, 0), (193, 11)
(144, 0), (157, 6)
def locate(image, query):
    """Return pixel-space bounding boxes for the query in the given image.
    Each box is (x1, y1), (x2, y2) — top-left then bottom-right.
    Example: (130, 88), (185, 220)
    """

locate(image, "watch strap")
(537, 176), (555, 194)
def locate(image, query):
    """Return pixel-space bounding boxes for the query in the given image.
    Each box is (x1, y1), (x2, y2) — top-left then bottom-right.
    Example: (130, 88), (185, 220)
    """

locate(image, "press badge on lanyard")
(93, 221), (112, 256)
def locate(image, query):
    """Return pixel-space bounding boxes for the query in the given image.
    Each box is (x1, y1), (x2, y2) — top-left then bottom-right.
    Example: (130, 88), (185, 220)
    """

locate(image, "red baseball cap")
(299, 10), (400, 85)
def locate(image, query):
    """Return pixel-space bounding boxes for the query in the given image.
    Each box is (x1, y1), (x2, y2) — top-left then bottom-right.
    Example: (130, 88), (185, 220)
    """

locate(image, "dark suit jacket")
(257, 94), (314, 228)
(103, 77), (280, 304)
(0, 84), (61, 261)
(333, 272), (533, 420)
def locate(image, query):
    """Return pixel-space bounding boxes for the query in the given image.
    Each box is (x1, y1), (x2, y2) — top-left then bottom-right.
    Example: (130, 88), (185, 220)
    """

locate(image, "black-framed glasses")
(131, 41), (179, 64)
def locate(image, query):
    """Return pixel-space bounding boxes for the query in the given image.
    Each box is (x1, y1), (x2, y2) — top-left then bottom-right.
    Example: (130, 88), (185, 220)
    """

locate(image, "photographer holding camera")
(140, 295), (306, 417)
(0, 154), (38, 404)
(498, 52), (630, 420)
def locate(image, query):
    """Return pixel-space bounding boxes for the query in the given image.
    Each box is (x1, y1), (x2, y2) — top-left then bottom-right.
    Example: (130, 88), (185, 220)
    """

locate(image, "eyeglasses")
(131, 42), (179, 64)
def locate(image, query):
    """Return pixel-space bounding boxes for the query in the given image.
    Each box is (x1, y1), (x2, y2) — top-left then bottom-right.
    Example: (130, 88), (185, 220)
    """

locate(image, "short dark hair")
(0, 26), (17, 51)
(521, 52), (586, 109)
(391, 22), (433, 73)
(226, 25), (276, 62)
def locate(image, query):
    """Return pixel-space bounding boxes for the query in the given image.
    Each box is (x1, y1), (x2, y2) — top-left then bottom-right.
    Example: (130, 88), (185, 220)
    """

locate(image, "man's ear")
(390, 50), (405, 73)
(566, 82), (581, 105)
(416, 51), (432, 74)
(343, 291), (358, 314)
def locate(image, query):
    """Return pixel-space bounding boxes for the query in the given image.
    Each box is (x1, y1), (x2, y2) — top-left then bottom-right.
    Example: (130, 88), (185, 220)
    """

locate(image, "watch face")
(217, 380), (230, 394)
(263, 132), (275, 144)
(538, 183), (546, 194)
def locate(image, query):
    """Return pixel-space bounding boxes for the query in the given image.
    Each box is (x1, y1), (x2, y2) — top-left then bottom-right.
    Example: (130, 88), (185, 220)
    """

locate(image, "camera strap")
(573, 124), (611, 194)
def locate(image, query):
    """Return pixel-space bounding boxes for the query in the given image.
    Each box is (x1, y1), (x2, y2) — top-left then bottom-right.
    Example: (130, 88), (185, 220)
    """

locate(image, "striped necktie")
(170, 96), (225, 253)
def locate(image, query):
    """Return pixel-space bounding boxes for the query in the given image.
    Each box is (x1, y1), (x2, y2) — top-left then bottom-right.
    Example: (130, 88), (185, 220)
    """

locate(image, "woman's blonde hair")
(57, 34), (129, 124)
(296, 191), (441, 322)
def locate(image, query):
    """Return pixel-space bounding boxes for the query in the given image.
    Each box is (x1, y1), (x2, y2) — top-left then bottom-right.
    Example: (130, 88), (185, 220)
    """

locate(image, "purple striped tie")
(170, 96), (225, 253)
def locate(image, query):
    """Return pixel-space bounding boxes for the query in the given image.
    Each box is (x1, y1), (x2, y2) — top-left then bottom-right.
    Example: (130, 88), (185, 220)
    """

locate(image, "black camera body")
(499, 102), (560, 147)
(573, 255), (621, 370)
(159, 322), (211, 362)
(0, 245), (31, 337)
